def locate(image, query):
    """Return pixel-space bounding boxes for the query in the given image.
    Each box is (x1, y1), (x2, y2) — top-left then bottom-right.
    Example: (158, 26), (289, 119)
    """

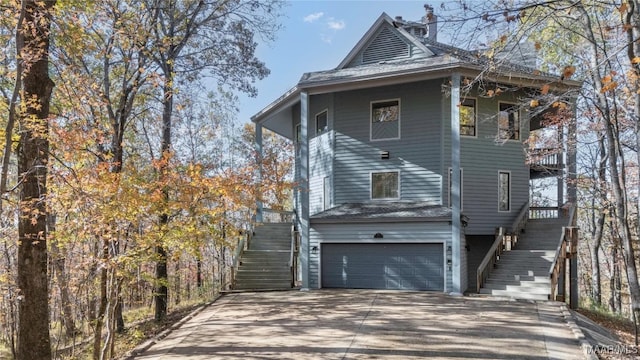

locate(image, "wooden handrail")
(477, 227), (506, 293)
(548, 203), (577, 300)
(230, 231), (249, 289)
(511, 201), (529, 234)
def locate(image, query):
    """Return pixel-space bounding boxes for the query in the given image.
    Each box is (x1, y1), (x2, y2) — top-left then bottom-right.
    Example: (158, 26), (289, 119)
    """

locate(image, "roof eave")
(299, 64), (582, 96)
(310, 216), (452, 224)
(251, 85), (300, 124)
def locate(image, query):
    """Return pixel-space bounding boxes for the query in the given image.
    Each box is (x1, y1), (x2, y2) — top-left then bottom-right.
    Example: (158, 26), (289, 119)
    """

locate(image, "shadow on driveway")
(133, 290), (584, 359)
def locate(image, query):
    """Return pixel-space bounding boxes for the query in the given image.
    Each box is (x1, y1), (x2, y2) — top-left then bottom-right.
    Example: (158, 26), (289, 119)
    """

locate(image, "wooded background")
(3, 1), (640, 359)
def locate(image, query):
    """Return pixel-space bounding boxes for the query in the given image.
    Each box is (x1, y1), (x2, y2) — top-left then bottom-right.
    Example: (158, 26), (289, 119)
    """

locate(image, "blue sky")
(235, 1), (452, 125)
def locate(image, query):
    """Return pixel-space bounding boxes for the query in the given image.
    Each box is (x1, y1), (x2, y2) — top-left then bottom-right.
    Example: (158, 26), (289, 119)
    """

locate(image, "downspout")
(450, 73), (462, 295)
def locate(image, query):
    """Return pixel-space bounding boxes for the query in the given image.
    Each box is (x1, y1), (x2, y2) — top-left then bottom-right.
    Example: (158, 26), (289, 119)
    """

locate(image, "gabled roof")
(337, 12), (434, 69)
(252, 12), (582, 128)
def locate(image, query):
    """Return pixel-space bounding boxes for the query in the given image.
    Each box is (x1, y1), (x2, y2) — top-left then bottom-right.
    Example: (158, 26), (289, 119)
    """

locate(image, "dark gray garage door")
(321, 243), (444, 290)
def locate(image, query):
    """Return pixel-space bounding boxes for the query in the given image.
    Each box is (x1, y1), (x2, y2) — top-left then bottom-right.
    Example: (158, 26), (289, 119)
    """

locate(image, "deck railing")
(262, 208), (294, 223)
(529, 206), (559, 219)
(528, 148), (562, 170)
(549, 204), (577, 301)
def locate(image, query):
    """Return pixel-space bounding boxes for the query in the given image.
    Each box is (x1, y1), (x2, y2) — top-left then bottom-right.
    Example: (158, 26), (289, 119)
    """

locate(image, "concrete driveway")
(132, 290), (585, 359)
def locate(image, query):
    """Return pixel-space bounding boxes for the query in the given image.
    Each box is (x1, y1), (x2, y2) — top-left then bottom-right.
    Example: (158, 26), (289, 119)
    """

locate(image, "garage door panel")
(321, 243), (444, 291)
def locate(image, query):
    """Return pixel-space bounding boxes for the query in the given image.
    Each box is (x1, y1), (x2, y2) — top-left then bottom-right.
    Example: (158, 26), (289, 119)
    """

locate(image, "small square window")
(316, 110), (328, 135)
(371, 99), (400, 140)
(498, 103), (520, 140)
(371, 171), (399, 199)
(460, 98), (476, 136)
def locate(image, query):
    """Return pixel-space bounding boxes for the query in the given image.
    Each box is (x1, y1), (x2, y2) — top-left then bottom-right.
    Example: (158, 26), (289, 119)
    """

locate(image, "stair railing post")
(567, 226), (579, 309)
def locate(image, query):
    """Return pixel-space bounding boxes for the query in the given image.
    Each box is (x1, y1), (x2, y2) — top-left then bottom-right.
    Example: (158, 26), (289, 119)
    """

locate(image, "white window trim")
(448, 167), (463, 211)
(498, 101), (521, 141)
(315, 109), (328, 136)
(370, 170), (401, 200)
(460, 97), (477, 138)
(370, 98), (401, 142)
(498, 170), (512, 212)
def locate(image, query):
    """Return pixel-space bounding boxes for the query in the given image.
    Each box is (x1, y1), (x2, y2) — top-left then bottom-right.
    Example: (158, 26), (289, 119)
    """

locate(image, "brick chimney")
(422, 4), (437, 42)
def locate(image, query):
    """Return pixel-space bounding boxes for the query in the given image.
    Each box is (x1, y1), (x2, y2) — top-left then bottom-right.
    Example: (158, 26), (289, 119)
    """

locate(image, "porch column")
(255, 123), (263, 223)
(450, 73), (462, 294)
(557, 129), (564, 206)
(300, 91), (310, 290)
(567, 103), (578, 204)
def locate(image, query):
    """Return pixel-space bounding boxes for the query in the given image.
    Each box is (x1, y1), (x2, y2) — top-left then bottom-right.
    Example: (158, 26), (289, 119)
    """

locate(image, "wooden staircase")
(233, 223), (293, 290)
(479, 218), (565, 300)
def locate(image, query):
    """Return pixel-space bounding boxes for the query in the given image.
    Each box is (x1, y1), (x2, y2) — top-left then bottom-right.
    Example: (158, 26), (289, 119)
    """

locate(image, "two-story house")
(249, 6), (579, 296)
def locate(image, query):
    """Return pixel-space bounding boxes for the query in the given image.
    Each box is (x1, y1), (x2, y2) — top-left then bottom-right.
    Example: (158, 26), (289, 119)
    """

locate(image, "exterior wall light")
(374, 233), (384, 239)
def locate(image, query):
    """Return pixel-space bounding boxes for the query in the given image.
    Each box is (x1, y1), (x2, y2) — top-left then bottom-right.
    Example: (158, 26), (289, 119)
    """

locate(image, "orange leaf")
(632, 57), (640, 64)
(619, 3), (628, 13)
(530, 99), (539, 108)
(541, 84), (550, 95)
(562, 65), (576, 80)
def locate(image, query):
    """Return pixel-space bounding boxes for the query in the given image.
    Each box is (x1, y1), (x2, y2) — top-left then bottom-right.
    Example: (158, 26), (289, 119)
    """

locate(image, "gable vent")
(362, 26), (409, 64)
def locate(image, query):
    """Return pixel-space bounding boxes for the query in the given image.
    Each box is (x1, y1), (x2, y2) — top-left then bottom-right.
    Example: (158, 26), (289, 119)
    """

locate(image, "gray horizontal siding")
(306, 94), (334, 216)
(333, 81), (444, 204)
(309, 132), (332, 215)
(444, 91), (530, 235)
(309, 221), (451, 289)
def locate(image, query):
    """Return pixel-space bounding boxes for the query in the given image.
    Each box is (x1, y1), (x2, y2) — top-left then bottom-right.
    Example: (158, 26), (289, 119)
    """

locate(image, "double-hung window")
(498, 103), (520, 140)
(371, 99), (400, 141)
(316, 110), (328, 135)
(371, 171), (399, 200)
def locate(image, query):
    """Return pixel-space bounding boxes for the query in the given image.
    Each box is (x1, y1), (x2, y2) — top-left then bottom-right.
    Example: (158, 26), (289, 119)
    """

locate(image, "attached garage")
(321, 243), (444, 290)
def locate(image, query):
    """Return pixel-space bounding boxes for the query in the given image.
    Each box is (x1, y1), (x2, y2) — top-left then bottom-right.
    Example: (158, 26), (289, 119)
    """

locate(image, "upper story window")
(371, 171), (399, 200)
(371, 99), (400, 141)
(460, 98), (476, 136)
(498, 102), (520, 140)
(316, 110), (328, 135)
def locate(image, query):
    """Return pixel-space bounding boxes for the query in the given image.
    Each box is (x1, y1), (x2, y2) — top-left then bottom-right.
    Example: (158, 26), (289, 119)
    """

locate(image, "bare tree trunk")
(48, 215), (77, 338)
(3, 236), (17, 358)
(174, 260), (181, 305)
(16, 1), (56, 359)
(154, 44), (174, 323)
(589, 134), (607, 306)
(92, 239), (108, 360)
(580, 3), (640, 322)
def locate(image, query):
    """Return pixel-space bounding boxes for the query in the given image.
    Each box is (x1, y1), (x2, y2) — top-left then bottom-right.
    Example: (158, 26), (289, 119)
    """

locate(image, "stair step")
(479, 289), (549, 301)
(486, 274), (549, 281)
(481, 283), (550, 294)
(234, 282), (293, 290)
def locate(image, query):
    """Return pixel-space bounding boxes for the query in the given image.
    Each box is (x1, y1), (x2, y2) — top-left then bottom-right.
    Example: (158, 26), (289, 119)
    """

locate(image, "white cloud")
(303, 12), (324, 23)
(327, 18), (346, 30)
